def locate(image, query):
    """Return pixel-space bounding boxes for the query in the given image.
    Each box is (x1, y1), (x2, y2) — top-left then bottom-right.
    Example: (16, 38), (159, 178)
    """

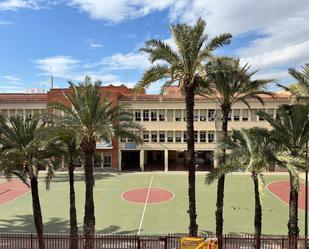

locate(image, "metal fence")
(0, 233), (305, 249)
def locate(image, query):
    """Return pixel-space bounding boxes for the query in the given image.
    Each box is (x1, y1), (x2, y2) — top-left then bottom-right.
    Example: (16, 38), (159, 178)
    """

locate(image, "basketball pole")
(305, 140), (308, 249)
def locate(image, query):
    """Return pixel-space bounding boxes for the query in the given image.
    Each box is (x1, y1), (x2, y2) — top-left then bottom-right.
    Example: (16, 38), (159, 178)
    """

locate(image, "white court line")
(137, 175), (153, 235)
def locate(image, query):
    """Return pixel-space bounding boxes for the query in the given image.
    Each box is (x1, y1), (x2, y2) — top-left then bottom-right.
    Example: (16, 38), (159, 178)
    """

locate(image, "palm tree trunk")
(69, 163), (78, 249)
(216, 107), (230, 248)
(185, 86), (198, 237)
(288, 173), (299, 249)
(30, 177), (45, 249)
(81, 137), (96, 249)
(252, 173), (262, 249)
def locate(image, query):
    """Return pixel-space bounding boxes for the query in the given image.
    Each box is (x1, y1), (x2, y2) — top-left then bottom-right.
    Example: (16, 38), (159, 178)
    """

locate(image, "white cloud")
(4, 75), (21, 82)
(89, 43), (102, 49)
(100, 52), (150, 70)
(0, 20), (11, 25)
(0, 0), (42, 11)
(35, 55), (80, 77)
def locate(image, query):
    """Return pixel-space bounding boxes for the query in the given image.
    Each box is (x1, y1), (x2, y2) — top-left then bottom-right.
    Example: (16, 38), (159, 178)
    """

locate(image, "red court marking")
(0, 179), (29, 205)
(122, 188), (174, 204)
(267, 180), (309, 211)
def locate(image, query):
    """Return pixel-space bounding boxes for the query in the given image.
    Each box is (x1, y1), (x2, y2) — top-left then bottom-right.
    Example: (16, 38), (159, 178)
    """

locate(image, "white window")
(143, 132), (149, 142)
(233, 109), (240, 121)
(175, 131), (182, 142)
(159, 110), (165, 121)
(135, 110), (141, 121)
(208, 132), (215, 143)
(167, 131), (173, 142)
(167, 110), (173, 121)
(200, 131), (206, 142)
(242, 109), (249, 121)
(151, 110), (157, 121)
(208, 109), (215, 121)
(200, 110), (206, 121)
(103, 153), (112, 168)
(151, 131), (157, 142)
(159, 131), (165, 142)
(183, 131), (187, 142)
(175, 110), (182, 121)
(143, 110), (149, 121)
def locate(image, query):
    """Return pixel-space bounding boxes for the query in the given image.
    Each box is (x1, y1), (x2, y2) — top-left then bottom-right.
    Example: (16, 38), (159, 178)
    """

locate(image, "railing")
(0, 233), (305, 249)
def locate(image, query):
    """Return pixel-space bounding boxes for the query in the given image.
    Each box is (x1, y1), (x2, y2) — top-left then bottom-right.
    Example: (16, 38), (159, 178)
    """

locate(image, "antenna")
(50, 66), (54, 89)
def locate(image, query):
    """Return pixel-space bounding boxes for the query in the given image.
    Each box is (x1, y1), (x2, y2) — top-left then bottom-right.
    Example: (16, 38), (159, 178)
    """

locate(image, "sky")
(0, 0), (308, 93)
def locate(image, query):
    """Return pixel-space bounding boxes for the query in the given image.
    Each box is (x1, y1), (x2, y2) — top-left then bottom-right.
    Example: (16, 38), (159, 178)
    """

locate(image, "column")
(213, 149), (218, 168)
(164, 149), (168, 172)
(118, 150), (122, 171)
(101, 152), (104, 168)
(61, 156), (65, 169)
(140, 149), (144, 171)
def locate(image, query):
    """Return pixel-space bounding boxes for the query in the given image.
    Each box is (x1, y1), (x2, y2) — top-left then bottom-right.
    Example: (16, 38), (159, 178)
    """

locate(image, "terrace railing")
(0, 233), (305, 249)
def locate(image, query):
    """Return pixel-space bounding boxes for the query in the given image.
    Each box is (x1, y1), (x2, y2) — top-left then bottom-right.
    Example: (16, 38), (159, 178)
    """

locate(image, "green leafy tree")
(207, 128), (274, 249)
(50, 77), (141, 249)
(0, 115), (60, 249)
(259, 104), (309, 241)
(201, 56), (273, 245)
(134, 18), (231, 237)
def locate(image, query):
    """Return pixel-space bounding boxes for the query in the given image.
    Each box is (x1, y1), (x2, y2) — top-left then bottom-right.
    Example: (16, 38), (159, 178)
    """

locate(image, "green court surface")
(0, 173), (304, 235)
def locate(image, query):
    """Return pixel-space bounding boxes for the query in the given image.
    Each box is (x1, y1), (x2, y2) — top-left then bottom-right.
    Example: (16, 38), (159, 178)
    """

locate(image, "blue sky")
(0, 0), (308, 93)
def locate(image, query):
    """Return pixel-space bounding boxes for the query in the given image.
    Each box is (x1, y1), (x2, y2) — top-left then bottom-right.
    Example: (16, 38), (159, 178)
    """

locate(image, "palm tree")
(57, 130), (80, 249)
(202, 56), (274, 245)
(134, 18), (232, 237)
(50, 77), (141, 249)
(206, 128), (274, 249)
(279, 64), (309, 102)
(259, 104), (309, 241)
(0, 115), (59, 249)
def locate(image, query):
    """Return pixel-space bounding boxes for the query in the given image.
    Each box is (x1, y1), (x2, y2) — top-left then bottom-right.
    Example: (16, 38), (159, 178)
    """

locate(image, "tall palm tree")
(259, 104), (309, 241)
(206, 128), (274, 249)
(57, 130), (80, 249)
(0, 115), (59, 249)
(134, 18), (232, 237)
(202, 56), (274, 245)
(50, 77), (141, 249)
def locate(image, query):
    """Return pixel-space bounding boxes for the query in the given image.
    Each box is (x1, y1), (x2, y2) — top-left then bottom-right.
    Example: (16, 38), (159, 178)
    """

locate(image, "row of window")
(121, 131), (216, 144)
(0, 109), (45, 117)
(131, 108), (276, 122)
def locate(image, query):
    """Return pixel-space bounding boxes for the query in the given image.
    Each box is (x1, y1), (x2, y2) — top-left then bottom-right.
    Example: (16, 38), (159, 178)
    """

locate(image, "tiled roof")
(0, 93), (48, 102)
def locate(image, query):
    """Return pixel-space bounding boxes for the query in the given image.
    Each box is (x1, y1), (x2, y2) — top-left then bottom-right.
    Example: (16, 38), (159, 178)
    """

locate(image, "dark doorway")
(195, 151), (214, 171)
(144, 150), (164, 171)
(121, 150), (140, 171)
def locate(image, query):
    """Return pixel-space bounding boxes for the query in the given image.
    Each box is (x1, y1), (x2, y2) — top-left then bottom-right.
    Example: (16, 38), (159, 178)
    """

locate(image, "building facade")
(0, 86), (291, 172)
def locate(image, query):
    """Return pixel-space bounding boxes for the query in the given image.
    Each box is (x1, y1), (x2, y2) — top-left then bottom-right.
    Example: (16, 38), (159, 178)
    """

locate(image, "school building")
(0, 85), (291, 171)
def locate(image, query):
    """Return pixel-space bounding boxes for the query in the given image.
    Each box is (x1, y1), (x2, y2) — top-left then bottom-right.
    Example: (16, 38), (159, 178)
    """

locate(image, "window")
(200, 110), (206, 121)
(183, 131), (187, 142)
(159, 131), (165, 142)
(143, 132), (149, 142)
(127, 137), (134, 142)
(143, 110), (149, 121)
(208, 132), (215, 143)
(151, 131), (157, 142)
(120, 137), (127, 143)
(251, 109), (258, 122)
(151, 110), (157, 121)
(175, 110), (182, 121)
(194, 110), (198, 121)
(175, 131), (182, 142)
(228, 112), (232, 121)
(208, 109), (215, 121)
(242, 109), (249, 121)
(167, 131), (173, 142)
(159, 110), (165, 121)
(167, 110), (173, 121)
(233, 109), (240, 121)
(103, 153), (112, 168)
(183, 110), (187, 121)
(135, 110), (141, 121)
(200, 131), (206, 142)
(25, 109), (32, 118)
(259, 109), (265, 121)
(194, 131), (198, 142)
